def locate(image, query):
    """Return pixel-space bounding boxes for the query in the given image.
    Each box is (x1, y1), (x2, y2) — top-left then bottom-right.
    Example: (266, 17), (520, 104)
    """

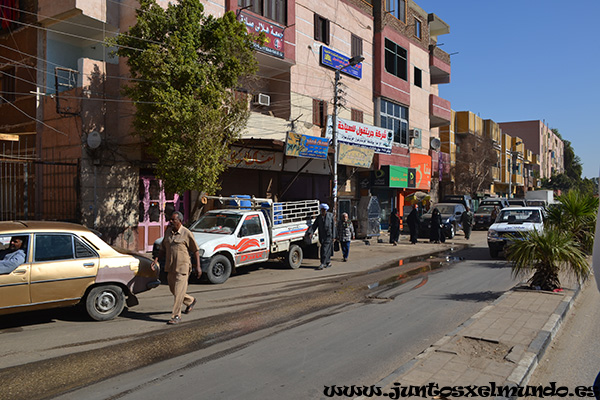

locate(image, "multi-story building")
(441, 112), (545, 200)
(498, 120), (564, 181)
(0, 0), (451, 249)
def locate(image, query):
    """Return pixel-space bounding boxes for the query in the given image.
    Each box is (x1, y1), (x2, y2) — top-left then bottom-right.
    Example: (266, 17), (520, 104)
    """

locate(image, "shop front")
(364, 153), (432, 230)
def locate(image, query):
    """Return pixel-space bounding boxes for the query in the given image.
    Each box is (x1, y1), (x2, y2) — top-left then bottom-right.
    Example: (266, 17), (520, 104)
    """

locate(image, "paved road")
(52, 232), (518, 400)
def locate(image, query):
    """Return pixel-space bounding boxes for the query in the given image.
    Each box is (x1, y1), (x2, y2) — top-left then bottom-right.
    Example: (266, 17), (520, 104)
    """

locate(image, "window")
(241, 215), (263, 237)
(0, 67), (16, 103)
(385, 0), (406, 22)
(384, 39), (408, 81)
(314, 14), (330, 45)
(34, 234), (74, 262)
(414, 18), (422, 39)
(351, 34), (363, 58)
(414, 67), (422, 88)
(313, 98), (328, 127)
(238, 0), (287, 25)
(351, 108), (364, 123)
(379, 99), (409, 145)
(75, 237), (98, 258)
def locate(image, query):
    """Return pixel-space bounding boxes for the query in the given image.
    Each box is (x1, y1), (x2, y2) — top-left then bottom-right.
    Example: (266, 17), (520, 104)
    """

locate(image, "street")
(1, 231), (519, 399)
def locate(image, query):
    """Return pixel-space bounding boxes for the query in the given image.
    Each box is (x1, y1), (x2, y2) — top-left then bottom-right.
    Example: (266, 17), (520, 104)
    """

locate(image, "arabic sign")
(326, 116), (393, 154)
(371, 166), (416, 188)
(338, 143), (374, 167)
(239, 12), (285, 59)
(320, 46), (363, 79)
(229, 146), (283, 170)
(285, 132), (329, 159)
(409, 154), (432, 190)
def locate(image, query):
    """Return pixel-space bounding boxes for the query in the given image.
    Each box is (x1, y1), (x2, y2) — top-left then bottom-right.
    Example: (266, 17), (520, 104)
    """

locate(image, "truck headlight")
(488, 229), (498, 239)
(198, 249), (205, 257)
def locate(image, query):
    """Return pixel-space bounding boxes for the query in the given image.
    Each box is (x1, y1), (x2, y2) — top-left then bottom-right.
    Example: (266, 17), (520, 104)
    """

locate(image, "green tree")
(507, 189), (597, 290)
(546, 189), (598, 254)
(507, 228), (588, 291)
(113, 0), (259, 195)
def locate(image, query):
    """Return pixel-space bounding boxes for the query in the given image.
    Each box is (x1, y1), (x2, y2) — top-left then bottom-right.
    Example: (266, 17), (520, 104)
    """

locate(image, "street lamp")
(332, 55), (364, 223)
(508, 141), (522, 198)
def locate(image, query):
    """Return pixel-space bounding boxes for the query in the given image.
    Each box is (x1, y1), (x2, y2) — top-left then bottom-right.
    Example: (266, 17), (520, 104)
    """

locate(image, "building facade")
(1, 0), (451, 249)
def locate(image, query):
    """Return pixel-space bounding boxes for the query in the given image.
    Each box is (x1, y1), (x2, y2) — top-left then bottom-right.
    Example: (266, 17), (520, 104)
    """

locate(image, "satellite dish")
(87, 131), (102, 149)
(430, 137), (441, 151)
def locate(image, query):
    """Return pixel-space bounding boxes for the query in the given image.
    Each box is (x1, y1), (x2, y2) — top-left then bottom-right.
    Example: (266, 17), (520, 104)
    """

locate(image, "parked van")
(478, 197), (510, 210)
(442, 195), (473, 210)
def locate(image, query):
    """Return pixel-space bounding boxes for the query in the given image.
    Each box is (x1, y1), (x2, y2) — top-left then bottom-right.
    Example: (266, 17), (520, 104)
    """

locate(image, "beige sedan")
(0, 221), (160, 321)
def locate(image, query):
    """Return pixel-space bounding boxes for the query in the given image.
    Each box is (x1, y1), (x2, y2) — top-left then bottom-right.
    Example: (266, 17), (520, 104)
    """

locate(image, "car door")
(30, 233), (99, 304)
(235, 214), (269, 266)
(0, 234), (31, 308)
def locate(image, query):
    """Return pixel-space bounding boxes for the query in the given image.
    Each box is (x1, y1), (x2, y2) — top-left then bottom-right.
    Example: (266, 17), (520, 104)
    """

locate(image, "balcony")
(429, 46), (450, 85)
(38, 0), (119, 27)
(429, 94), (451, 128)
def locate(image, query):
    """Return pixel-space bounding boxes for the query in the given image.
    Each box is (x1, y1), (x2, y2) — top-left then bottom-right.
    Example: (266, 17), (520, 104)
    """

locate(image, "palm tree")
(546, 189), (598, 254)
(507, 228), (589, 291)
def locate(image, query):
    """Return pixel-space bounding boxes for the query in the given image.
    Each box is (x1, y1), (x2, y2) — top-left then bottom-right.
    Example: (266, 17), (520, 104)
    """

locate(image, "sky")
(417, 0), (600, 179)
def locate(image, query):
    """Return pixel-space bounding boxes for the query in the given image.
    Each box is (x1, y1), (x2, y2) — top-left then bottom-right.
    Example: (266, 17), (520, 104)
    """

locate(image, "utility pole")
(332, 55), (364, 223)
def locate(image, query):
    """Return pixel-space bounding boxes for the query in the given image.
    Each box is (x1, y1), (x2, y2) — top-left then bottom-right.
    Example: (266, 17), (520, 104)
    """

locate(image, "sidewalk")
(355, 253), (582, 399)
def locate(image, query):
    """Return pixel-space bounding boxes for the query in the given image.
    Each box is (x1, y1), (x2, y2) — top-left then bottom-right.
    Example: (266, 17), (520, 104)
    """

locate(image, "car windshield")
(189, 213), (242, 234)
(497, 209), (542, 224)
(426, 205), (456, 215)
(475, 205), (495, 214)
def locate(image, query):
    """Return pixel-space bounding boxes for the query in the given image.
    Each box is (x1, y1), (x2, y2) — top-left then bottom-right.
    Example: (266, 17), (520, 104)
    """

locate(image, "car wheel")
(489, 248), (499, 258)
(85, 285), (126, 321)
(207, 255), (232, 284)
(286, 244), (303, 269)
(447, 223), (455, 239)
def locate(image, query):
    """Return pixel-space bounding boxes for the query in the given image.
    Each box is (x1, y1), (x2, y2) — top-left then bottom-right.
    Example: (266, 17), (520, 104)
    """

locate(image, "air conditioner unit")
(409, 128), (421, 139)
(253, 93), (270, 106)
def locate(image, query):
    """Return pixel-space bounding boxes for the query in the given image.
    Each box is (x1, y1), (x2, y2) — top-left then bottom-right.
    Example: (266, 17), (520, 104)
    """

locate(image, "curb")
(506, 283), (582, 391)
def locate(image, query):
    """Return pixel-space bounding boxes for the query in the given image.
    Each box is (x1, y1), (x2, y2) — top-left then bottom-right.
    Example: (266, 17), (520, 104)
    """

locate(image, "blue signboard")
(320, 46), (363, 79)
(285, 132), (330, 159)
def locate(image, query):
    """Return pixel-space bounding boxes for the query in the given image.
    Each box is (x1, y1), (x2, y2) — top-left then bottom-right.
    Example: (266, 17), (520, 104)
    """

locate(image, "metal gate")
(0, 158), (79, 221)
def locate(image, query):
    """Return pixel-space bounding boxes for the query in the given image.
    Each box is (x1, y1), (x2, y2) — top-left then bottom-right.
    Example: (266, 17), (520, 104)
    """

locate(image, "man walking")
(461, 206), (473, 240)
(310, 203), (335, 270)
(153, 211), (200, 325)
(336, 212), (355, 262)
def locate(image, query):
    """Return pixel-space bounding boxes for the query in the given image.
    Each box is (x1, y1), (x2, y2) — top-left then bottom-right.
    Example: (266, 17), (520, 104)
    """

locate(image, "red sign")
(239, 12), (285, 59)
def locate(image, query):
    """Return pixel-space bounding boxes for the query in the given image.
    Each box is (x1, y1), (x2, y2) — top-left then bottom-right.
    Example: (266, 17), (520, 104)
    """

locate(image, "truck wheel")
(286, 244), (303, 269)
(85, 285), (126, 321)
(207, 255), (232, 284)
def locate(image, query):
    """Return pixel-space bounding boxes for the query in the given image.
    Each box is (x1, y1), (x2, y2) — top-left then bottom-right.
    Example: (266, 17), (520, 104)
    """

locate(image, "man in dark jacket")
(461, 206), (473, 240)
(310, 203), (335, 270)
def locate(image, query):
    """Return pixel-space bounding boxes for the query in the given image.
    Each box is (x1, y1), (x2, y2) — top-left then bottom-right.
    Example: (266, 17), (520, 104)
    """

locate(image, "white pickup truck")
(487, 206), (545, 258)
(154, 196), (320, 284)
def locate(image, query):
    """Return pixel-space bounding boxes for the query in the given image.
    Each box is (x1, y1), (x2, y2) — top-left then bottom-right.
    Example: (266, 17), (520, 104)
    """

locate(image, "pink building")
(498, 120), (564, 180)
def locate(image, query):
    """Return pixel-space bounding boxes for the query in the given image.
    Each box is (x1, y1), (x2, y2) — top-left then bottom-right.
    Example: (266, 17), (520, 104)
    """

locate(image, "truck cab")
(487, 206), (545, 258)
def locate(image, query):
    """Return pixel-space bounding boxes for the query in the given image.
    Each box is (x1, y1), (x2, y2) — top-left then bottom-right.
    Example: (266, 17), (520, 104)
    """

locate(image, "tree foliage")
(506, 189), (597, 290)
(453, 134), (497, 196)
(114, 0), (259, 194)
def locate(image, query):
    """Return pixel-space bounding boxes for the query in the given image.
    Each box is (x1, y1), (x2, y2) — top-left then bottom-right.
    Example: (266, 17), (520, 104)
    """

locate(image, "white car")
(487, 207), (545, 258)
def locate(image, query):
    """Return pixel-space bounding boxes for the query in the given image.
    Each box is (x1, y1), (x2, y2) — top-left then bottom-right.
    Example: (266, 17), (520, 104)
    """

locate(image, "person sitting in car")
(0, 236), (26, 275)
